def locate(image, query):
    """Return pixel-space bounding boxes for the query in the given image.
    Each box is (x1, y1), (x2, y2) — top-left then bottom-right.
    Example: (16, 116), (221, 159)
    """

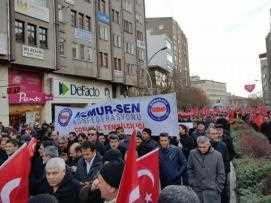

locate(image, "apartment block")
(0, 0), (148, 127)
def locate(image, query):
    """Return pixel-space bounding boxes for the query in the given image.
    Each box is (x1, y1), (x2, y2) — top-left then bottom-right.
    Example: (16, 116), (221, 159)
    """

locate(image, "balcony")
(113, 70), (124, 83)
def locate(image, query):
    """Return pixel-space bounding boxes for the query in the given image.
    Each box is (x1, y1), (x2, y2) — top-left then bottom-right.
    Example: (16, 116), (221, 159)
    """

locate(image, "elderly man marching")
(187, 136), (225, 203)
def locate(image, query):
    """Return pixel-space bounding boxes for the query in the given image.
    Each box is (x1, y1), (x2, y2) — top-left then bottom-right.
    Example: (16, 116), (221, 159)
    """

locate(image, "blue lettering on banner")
(147, 97), (171, 122)
(74, 103), (140, 119)
(97, 11), (110, 24)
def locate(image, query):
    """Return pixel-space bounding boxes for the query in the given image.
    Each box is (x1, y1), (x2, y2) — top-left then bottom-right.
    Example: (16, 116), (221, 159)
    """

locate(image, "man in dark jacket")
(138, 128), (159, 157)
(208, 127), (230, 203)
(216, 124), (236, 161)
(159, 133), (187, 188)
(44, 157), (81, 203)
(187, 136), (225, 203)
(191, 122), (206, 143)
(75, 141), (103, 186)
(87, 128), (106, 156)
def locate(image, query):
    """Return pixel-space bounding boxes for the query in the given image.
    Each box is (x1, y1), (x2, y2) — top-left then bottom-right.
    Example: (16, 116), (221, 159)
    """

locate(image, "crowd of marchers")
(0, 116), (236, 203)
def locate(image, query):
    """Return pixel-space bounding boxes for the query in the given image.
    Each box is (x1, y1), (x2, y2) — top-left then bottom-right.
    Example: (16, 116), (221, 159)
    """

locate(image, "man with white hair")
(159, 185), (200, 203)
(187, 136), (225, 203)
(44, 157), (81, 203)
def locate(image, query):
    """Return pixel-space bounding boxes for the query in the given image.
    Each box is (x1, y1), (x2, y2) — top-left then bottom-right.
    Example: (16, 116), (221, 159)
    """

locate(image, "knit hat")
(103, 149), (123, 164)
(100, 161), (124, 188)
(45, 146), (59, 158)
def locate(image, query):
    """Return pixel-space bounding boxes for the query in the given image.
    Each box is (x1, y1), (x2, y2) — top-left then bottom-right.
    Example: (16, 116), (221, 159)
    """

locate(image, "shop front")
(8, 69), (49, 128)
(42, 74), (113, 123)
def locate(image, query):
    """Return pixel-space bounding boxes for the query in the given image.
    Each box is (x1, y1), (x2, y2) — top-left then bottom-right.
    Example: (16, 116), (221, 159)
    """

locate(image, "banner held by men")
(55, 93), (179, 136)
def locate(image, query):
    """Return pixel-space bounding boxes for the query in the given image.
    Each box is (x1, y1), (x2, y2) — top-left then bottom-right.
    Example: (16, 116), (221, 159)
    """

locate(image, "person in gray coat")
(187, 136), (225, 203)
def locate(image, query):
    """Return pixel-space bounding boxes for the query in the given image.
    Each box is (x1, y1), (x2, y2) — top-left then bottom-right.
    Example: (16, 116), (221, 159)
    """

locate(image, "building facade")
(146, 17), (190, 87)
(191, 76), (228, 106)
(0, 0), (148, 127)
(259, 53), (271, 108)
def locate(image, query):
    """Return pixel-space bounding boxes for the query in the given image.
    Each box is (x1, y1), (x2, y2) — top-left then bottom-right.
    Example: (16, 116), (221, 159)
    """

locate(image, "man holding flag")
(0, 138), (37, 203)
(117, 130), (160, 203)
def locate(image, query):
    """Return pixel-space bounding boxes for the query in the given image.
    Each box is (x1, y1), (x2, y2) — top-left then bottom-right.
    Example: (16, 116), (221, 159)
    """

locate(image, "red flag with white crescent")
(0, 138), (37, 203)
(116, 131), (140, 203)
(117, 130), (160, 203)
(137, 149), (160, 203)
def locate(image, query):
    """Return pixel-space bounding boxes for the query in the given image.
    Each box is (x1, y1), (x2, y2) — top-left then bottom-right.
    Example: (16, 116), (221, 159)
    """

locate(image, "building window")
(123, 20), (133, 34)
(98, 0), (106, 14)
(99, 24), (109, 41)
(136, 13), (143, 24)
(85, 16), (91, 31)
(136, 31), (143, 41)
(137, 48), (144, 61)
(59, 40), (64, 55)
(112, 9), (120, 24)
(99, 52), (108, 68)
(167, 54), (173, 63)
(85, 47), (93, 61)
(78, 13), (84, 29)
(80, 44), (84, 60)
(27, 24), (37, 46)
(113, 58), (121, 71)
(39, 27), (48, 49)
(72, 43), (79, 59)
(126, 42), (134, 55)
(113, 34), (121, 48)
(126, 63), (135, 75)
(124, 0), (133, 13)
(15, 20), (25, 43)
(71, 10), (77, 27)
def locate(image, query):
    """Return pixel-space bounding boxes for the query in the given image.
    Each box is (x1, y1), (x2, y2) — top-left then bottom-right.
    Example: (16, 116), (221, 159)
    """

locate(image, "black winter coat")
(44, 173), (81, 203)
(75, 153), (103, 183)
(137, 138), (159, 157)
(212, 141), (231, 174)
(179, 134), (195, 159)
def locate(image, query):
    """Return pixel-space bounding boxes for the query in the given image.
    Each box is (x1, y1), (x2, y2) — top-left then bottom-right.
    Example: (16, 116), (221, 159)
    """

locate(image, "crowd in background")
(0, 112), (246, 203)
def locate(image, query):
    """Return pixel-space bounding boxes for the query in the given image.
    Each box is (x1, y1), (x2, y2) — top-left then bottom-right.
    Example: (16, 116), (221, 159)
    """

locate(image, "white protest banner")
(55, 93), (179, 136)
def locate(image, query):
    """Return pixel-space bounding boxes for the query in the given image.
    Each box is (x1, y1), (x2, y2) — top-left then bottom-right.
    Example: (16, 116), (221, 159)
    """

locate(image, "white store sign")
(22, 45), (44, 59)
(53, 79), (112, 102)
(15, 0), (49, 22)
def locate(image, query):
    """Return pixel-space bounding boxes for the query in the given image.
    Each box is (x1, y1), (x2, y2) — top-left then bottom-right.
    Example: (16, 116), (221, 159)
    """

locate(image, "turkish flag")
(117, 130), (160, 203)
(117, 130), (140, 203)
(0, 138), (37, 203)
(137, 149), (160, 203)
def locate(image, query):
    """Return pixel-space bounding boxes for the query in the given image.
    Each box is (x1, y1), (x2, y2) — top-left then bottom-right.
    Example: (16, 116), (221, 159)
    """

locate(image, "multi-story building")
(191, 76), (228, 106)
(259, 53), (271, 108)
(146, 17), (190, 87)
(0, 0), (148, 126)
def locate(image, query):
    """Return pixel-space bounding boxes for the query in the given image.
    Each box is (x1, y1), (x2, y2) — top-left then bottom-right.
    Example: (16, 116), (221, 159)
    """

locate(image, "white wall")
(0, 64), (9, 126)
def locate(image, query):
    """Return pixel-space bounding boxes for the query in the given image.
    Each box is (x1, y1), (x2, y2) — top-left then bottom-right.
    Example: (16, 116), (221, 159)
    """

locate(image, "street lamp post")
(143, 46), (167, 95)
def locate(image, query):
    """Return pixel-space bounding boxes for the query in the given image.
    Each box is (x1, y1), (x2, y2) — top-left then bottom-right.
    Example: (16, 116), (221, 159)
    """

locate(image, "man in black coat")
(44, 157), (81, 203)
(208, 127), (230, 203)
(216, 124), (236, 161)
(75, 141), (103, 186)
(137, 128), (159, 157)
(87, 128), (106, 156)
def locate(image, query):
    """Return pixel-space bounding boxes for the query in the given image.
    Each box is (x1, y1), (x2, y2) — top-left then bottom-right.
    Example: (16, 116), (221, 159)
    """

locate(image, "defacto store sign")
(53, 79), (112, 101)
(55, 93), (179, 136)
(15, 0), (49, 22)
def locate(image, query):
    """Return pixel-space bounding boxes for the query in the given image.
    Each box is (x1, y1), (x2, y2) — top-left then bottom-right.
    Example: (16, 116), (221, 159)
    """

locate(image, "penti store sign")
(53, 79), (112, 101)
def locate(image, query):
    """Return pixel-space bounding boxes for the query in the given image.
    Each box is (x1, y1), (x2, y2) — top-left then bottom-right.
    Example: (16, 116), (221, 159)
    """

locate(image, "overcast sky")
(145, 0), (271, 97)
